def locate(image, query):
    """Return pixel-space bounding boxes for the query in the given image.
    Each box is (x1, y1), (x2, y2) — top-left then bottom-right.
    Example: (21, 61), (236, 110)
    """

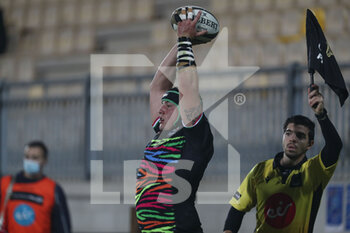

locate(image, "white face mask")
(23, 159), (40, 174)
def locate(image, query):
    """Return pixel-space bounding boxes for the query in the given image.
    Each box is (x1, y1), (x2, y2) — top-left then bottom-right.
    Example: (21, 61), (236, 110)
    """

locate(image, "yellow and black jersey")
(230, 152), (337, 233)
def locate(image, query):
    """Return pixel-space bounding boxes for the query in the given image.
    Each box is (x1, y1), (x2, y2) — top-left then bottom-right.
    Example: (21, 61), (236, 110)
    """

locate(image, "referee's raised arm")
(308, 84), (343, 167)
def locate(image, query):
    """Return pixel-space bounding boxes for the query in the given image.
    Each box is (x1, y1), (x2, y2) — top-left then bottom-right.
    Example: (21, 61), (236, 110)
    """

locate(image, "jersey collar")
(273, 152), (308, 171)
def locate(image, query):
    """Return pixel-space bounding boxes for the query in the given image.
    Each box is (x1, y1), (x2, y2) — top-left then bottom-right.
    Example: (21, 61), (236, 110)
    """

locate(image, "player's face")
(158, 101), (179, 131)
(282, 123), (313, 161)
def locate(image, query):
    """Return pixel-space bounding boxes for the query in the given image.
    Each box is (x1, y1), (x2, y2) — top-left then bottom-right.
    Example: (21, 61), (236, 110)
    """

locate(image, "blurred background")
(0, 0), (350, 232)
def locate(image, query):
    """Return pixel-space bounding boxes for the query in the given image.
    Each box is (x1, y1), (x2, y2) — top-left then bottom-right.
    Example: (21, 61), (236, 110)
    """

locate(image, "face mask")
(23, 159), (40, 174)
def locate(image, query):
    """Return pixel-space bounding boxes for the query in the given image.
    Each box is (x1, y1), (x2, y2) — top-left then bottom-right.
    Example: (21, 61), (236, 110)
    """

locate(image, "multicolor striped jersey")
(136, 114), (213, 233)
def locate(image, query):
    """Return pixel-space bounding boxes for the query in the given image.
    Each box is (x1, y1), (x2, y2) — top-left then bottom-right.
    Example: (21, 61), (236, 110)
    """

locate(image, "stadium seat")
(252, 0), (272, 11)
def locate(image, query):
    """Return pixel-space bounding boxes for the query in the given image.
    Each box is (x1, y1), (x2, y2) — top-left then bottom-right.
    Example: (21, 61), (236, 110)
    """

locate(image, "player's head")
(158, 87), (181, 131)
(282, 115), (315, 160)
(23, 140), (48, 176)
(283, 115), (315, 142)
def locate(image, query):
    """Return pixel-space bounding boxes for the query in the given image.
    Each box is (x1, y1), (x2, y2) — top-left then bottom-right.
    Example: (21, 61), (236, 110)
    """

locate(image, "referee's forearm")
(318, 114), (343, 167)
(223, 206), (245, 233)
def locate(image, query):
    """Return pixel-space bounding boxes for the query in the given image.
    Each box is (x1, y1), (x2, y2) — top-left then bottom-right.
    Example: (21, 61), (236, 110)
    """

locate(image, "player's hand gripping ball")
(170, 6), (220, 45)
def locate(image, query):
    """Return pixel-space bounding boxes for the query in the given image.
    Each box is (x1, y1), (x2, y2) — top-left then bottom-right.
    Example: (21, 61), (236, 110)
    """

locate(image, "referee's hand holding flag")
(306, 9), (348, 107)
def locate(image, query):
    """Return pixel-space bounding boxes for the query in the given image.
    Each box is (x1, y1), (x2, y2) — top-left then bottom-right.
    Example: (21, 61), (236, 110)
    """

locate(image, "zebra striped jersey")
(136, 114), (213, 232)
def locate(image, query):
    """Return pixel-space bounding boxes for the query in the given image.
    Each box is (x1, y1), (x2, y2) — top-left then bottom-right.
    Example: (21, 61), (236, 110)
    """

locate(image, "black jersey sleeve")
(51, 184), (71, 233)
(183, 114), (211, 139)
(182, 114), (214, 160)
(223, 206), (245, 232)
(318, 113), (343, 168)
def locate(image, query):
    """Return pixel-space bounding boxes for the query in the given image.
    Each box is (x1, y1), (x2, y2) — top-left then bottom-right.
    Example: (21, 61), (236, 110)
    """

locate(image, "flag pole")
(308, 46), (318, 108)
(308, 46), (316, 91)
(309, 70), (315, 89)
(308, 69), (318, 109)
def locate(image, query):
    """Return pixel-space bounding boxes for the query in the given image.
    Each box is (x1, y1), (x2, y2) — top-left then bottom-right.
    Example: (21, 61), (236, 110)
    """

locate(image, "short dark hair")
(283, 115), (315, 142)
(26, 141), (49, 159)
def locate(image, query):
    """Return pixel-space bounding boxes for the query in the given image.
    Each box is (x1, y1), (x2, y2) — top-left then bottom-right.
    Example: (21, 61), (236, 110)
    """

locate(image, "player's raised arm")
(149, 45), (177, 123)
(176, 8), (207, 126)
(308, 84), (343, 167)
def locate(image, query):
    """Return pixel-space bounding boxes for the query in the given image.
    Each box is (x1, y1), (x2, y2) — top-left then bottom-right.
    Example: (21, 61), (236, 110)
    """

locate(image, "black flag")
(306, 9), (348, 106)
(0, 7), (8, 54)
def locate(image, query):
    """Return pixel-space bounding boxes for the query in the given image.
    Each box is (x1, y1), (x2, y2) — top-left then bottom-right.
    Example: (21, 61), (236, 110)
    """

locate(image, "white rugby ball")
(170, 6), (220, 44)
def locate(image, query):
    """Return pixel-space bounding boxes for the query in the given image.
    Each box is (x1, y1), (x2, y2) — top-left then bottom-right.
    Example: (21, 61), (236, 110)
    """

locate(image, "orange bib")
(1, 175), (56, 233)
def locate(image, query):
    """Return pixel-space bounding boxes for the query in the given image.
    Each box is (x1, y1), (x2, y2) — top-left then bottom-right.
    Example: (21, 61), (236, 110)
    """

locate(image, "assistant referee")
(224, 85), (343, 233)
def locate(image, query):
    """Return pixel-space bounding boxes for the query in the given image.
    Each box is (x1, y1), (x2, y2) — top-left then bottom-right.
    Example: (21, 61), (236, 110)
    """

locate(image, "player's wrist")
(176, 37), (196, 70)
(178, 36), (192, 42)
(178, 29), (193, 37)
(315, 108), (328, 121)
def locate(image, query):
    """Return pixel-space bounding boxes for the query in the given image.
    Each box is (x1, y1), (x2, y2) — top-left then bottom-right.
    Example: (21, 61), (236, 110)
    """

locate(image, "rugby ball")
(170, 6), (220, 44)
